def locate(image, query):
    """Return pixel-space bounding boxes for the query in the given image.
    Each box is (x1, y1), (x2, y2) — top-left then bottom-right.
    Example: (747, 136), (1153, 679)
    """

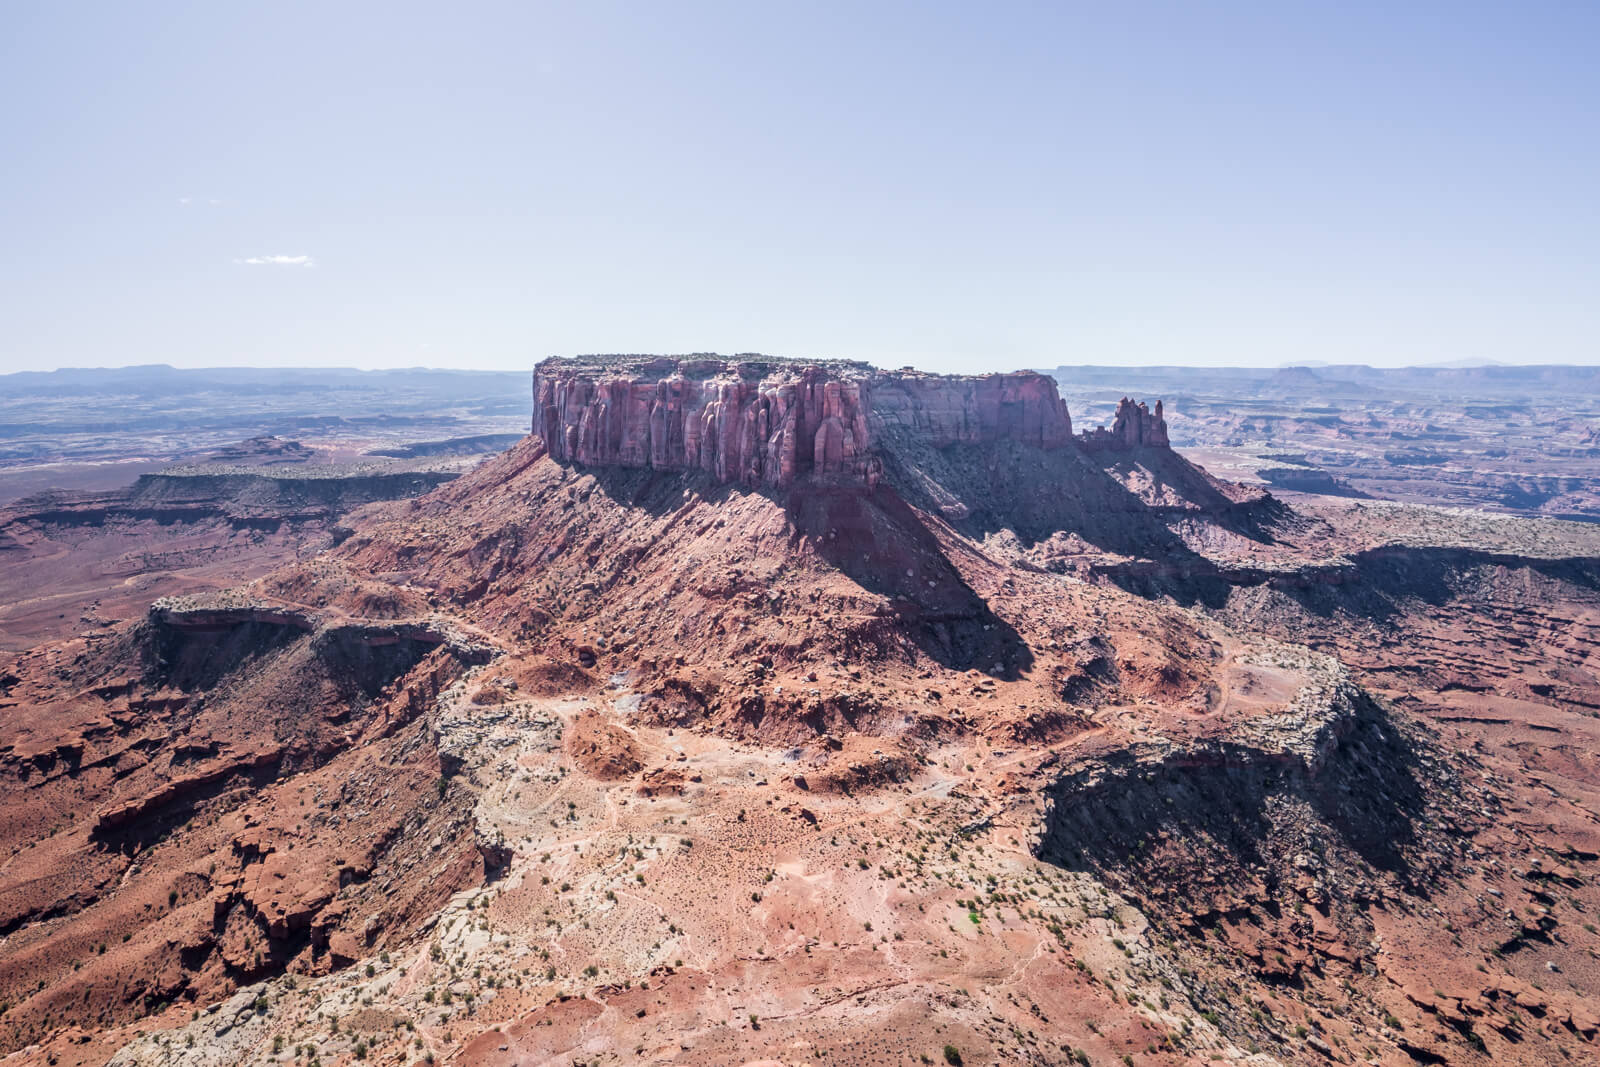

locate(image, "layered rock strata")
(532, 355), (1095, 488)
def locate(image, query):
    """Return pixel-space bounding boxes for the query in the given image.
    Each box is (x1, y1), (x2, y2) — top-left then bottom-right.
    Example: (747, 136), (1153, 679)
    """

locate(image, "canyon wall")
(532, 356), (1159, 488)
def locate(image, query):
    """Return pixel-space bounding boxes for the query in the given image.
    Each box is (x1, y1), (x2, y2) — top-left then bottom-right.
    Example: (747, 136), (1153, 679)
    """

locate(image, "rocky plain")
(0, 356), (1597, 1067)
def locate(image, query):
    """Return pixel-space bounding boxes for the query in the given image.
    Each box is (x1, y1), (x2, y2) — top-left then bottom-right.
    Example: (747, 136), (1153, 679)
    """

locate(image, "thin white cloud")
(177, 196), (192, 205)
(235, 255), (315, 267)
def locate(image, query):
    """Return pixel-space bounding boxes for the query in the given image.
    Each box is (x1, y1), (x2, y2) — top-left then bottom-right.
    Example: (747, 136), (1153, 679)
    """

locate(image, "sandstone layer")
(532, 355), (1096, 489)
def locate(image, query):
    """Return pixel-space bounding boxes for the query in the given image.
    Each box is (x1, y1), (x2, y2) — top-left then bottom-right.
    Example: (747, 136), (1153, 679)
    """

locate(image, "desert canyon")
(0, 357), (1597, 1067)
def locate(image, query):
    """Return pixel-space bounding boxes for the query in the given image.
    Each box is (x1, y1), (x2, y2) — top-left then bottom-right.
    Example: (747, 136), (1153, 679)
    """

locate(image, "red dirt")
(1, 360), (1597, 1067)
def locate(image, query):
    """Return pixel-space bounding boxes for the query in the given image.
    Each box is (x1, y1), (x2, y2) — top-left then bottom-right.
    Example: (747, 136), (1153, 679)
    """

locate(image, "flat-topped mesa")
(1079, 397), (1169, 451)
(532, 355), (1073, 488)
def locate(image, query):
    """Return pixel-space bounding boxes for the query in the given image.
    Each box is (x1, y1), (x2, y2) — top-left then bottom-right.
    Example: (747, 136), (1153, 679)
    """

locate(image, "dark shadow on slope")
(789, 486), (1035, 679)
(1088, 534), (1600, 619)
(146, 617), (307, 693)
(546, 443), (1295, 639)
(1252, 546), (1600, 625)
(144, 614), (439, 700)
(542, 436), (1288, 570)
(1258, 465), (1374, 499)
(1346, 547), (1600, 606)
(877, 438), (1270, 609)
(1095, 447), (1293, 542)
(1097, 567), (1241, 610)
(1036, 693), (1435, 904)
(552, 460), (717, 518)
(878, 436), (1286, 559)
(88, 754), (287, 857)
(553, 460), (1036, 678)
(309, 629), (438, 698)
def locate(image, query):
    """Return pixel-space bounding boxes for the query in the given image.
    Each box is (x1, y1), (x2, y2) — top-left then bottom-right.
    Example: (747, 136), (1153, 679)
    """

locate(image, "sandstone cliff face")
(531, 356), (1080, 488)
(533, 357), (875, 488)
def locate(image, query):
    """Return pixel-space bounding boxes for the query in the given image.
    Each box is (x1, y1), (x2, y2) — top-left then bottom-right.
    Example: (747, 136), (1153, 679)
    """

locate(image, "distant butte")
(532, 354), (1168, 489)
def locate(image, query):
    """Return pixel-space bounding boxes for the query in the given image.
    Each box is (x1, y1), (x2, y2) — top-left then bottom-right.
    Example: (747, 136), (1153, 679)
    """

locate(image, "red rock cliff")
(532, 356), (1075, 488)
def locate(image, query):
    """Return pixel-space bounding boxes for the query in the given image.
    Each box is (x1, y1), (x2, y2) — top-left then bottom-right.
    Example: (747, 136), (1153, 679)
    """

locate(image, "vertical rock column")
(531, 358), (1092, 485)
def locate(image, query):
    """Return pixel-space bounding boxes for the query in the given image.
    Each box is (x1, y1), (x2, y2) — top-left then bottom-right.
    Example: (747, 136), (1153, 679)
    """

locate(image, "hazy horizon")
(8, 355), (1600, 381)
(5, 1), (1598, 375)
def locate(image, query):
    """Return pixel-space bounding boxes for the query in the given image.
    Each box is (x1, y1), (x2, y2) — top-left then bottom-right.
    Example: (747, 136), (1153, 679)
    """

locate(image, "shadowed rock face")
(531, 355), (1079, 488)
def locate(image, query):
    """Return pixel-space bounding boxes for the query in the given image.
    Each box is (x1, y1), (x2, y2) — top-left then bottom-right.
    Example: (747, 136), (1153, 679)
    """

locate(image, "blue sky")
(2, 1), (1596, 374)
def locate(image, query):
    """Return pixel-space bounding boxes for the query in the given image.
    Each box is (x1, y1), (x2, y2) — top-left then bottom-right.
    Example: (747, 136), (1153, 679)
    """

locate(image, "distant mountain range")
(0, 364), (525, 398)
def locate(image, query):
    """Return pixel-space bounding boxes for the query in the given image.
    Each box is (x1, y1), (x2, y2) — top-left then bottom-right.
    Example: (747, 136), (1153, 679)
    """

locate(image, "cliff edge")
(532, 355), (1158, 490)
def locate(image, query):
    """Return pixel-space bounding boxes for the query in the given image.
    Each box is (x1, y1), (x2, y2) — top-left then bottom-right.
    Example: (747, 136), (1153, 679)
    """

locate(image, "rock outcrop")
(1078, 397), (1169, 450)
(531, 355), (1077, 488)
(149, 599), (501, 665)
